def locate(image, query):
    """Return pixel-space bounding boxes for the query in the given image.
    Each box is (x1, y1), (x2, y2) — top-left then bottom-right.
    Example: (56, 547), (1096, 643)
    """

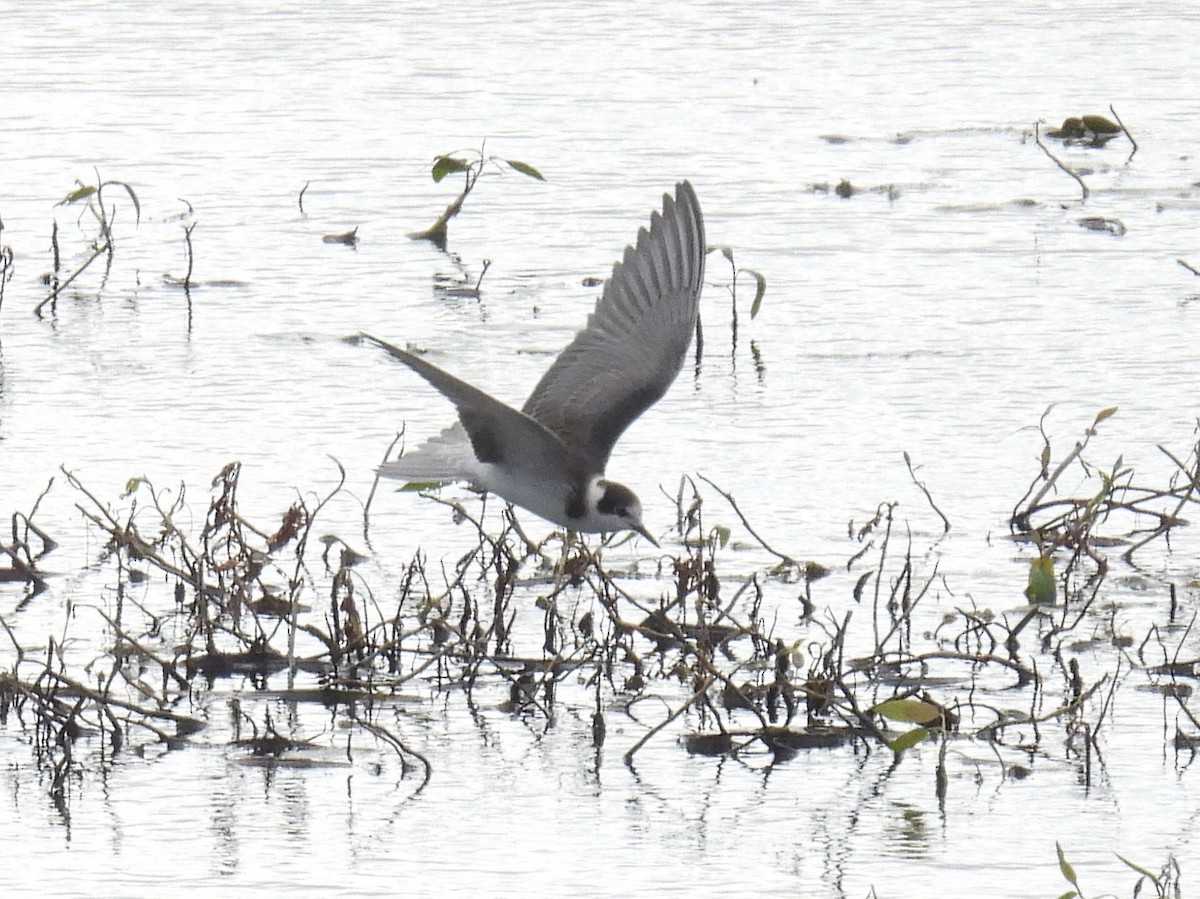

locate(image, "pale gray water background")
(2, 1), (1200, 896)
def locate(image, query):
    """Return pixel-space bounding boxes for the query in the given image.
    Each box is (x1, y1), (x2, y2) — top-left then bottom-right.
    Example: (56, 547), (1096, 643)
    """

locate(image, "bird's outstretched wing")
(521, 180), (705, 474)
(361, 334), (571, 482)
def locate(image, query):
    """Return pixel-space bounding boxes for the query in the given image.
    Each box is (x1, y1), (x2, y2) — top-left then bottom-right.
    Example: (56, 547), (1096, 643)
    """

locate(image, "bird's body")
(364, 181), (705, 544)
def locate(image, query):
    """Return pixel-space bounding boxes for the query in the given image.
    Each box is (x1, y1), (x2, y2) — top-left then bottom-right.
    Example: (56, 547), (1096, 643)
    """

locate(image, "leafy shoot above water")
(56, 175), (141, 225)
(708, 244), (767, 321)
(1054, 843), (1181, 899)
(35, 170), (141, 318)
(409, 143), (544, 251)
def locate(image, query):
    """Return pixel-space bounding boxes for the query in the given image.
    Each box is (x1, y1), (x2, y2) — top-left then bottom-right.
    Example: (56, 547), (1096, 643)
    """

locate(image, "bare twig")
(1035, 121), (1089, 201)
(34, 240), (110, 317)
(623, 675), (715, 766)
(1014, 439), (1087, 530)
(182, 222), (195, 290)
(696, 474), (800, 571)
(351, 709), (433, 796)
(364, 429), (405, 545)
(903, 451), (950, 534)
(1108, 104), (1137, 159)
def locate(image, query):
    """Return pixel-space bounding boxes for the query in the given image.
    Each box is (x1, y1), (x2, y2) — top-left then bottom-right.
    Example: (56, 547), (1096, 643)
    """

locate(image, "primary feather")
(522, 181), (705, 473)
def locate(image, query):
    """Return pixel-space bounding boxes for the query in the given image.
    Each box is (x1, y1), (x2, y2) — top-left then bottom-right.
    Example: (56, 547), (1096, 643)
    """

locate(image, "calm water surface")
(2, 2), (1199, 896)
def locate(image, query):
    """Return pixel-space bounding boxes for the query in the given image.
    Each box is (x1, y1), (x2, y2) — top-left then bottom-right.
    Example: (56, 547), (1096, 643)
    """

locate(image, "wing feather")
(361, 334), (571, 483)
(521, 181), (705, 473)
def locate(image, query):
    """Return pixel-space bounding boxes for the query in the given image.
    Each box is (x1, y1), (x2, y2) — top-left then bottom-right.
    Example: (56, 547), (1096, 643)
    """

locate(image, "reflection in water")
(210, 785), (241, 877)
(892, 802), (931, 854)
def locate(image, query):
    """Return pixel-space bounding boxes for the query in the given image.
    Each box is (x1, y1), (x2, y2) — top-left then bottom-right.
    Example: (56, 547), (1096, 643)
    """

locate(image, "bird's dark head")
(592, 479), (658, 547)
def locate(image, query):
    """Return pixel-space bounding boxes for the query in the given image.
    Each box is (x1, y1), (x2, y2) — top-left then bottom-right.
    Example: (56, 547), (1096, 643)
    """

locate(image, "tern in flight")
(362, 180), (705, 546)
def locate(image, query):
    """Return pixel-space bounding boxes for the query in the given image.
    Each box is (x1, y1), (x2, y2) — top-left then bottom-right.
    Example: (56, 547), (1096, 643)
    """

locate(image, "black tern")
(363, 180), (705, 546)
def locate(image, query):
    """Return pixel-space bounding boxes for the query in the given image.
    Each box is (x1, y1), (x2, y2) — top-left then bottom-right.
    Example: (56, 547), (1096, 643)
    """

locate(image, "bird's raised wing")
(521, 180), (705, 474)
(361, 334), (572, 481)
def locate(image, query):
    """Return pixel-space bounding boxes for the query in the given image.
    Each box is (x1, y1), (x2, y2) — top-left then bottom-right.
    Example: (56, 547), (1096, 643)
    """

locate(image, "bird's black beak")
(631, 520), (660, 549)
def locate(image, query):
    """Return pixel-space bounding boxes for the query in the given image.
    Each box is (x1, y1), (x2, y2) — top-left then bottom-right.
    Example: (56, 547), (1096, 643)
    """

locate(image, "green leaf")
(431, 156), (471, 183)
(58, 185), (96, 206)
(744, 268), (767, 319)
(505, 159), (545, 181)
(887, 726), (928, 752)
(400, 480), (444, 492)
(712, 524), (731, 549)
(872, 697), (943, 725)
(1025, 553), (1057, 604)
(1057, 842), (1079, 888)
(1093, 406), (1118, 427)
(1115, 853), (1159, 882)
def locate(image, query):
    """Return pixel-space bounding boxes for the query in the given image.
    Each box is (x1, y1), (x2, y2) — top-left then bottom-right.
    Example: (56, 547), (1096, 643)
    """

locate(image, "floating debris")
(162, 274), (249, 289)
(323, 227), (359, 246)
(1045, 114), (1123, 147)
(1078, 216), (1127, 236)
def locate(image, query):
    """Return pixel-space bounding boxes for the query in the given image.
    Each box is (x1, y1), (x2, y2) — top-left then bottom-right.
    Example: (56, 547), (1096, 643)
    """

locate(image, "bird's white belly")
(476, 462), (587, 531)
(478, 463), (623, 534)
